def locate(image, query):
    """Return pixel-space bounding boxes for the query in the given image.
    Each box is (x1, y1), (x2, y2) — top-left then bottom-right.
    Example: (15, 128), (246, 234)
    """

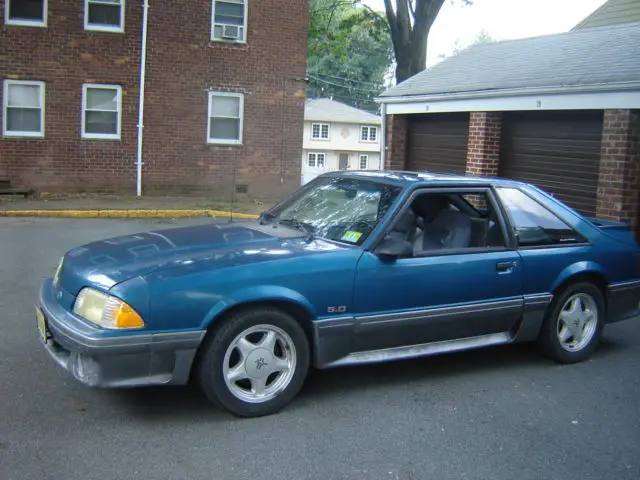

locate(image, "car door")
(352, 186), (524, 352)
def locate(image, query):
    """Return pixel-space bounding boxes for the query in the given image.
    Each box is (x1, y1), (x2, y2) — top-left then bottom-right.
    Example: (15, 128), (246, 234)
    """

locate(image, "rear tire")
(536, 281), (604, 364)
(197, 307), (310, 417)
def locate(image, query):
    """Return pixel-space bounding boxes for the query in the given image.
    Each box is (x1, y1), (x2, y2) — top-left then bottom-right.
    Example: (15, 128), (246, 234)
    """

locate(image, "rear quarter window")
(496, 187), (587, 247)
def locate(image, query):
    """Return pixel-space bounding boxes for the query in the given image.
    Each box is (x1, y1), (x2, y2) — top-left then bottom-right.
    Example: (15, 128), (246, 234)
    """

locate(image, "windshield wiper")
(278, 218), (315, 241)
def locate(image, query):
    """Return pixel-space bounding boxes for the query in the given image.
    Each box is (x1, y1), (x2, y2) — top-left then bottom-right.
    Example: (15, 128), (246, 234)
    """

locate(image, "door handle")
(496, 261), (518, 272)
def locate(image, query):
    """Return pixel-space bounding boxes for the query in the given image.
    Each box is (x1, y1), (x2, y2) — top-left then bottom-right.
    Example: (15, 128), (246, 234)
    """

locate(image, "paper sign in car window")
(341, 231), (362, 243)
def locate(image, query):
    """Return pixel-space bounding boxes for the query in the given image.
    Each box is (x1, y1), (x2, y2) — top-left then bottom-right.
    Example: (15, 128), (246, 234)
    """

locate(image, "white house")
(301, 98), (382, 184)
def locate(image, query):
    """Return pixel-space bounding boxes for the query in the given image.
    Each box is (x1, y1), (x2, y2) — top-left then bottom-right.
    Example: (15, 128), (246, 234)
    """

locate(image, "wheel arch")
(204, 298), (315, 341)
(190, 293), (317, 384)
(550, 262), (609, 299)
(198, 286), (317, 349)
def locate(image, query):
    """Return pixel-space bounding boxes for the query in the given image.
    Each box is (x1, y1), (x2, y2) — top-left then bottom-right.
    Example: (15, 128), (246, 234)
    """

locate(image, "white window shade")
(210, 96), (239, 117)
(8, 84), (41, 107)
(86, 89), (118, 110)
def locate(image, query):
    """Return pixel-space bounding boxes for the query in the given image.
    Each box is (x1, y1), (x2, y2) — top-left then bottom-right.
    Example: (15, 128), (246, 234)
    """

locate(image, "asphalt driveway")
(1, 217), (639, 480)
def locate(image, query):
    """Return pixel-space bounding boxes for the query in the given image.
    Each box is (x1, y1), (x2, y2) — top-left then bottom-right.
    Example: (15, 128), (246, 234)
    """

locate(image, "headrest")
(394, 208), (416, 233)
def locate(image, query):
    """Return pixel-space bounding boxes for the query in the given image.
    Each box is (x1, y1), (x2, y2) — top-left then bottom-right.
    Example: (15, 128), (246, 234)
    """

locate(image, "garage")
(380, 20), (640, 233)
(499, 110), (604, 216)
(406, 113), (469, 174)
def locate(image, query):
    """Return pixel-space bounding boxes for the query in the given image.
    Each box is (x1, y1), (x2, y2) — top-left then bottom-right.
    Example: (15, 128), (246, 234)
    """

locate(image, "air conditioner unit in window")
(221, 24), (242, 40)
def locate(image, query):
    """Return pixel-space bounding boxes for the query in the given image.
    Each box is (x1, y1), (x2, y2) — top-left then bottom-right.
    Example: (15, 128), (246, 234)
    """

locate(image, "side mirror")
(375, 236), (413, 259)
(258, 211), (275, 224)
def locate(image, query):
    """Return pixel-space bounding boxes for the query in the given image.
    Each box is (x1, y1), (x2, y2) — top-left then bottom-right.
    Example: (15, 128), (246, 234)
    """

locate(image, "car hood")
(56, 220), (344, 295)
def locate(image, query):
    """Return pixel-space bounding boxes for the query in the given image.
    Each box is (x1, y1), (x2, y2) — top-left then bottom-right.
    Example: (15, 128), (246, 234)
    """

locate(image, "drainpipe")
(380, 102), (386, 170)
(136, 0), (150, 196)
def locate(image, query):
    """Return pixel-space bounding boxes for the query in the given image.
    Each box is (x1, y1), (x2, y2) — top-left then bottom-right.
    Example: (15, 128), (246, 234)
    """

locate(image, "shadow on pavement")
(102, 332), (632, 419)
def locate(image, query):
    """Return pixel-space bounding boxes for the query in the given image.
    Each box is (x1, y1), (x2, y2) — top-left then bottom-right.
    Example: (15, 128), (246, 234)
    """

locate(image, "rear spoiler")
(586, 217), (632, 231)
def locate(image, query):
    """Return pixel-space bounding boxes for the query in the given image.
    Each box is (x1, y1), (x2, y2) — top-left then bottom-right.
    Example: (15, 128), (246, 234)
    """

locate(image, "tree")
(307, 0), (393, 112)
(451, 28), (497, 55)
(382, 0), (471, 83)
(308, 0), (471, 99)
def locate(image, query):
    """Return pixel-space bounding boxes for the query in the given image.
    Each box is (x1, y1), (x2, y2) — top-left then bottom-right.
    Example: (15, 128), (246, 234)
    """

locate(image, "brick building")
(0, 0), (308, 197)
(378, 18), (640, 237)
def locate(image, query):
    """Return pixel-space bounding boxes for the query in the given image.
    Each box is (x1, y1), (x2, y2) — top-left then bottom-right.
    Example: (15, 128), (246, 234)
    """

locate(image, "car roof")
(322, 170), (528, 189)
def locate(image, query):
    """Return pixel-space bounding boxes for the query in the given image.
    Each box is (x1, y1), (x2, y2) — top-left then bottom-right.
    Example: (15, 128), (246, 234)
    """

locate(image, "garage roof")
(379, 21), (640, 100)
(573, 0), (640, 30)
(305, 98), (381, 124)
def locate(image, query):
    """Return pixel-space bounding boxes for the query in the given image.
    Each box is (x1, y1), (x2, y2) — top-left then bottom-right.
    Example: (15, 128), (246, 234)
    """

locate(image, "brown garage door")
(406, 113), (470, 174)
(499, 110), (603, 216)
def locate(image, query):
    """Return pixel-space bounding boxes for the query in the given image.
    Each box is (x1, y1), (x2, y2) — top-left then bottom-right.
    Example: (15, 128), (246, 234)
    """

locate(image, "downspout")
(380, 102), (386, 170)
(136, 0), (150, 196)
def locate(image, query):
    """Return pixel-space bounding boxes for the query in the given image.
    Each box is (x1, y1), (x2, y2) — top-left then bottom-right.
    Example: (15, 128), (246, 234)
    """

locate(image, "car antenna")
(229, 150), (237, 223)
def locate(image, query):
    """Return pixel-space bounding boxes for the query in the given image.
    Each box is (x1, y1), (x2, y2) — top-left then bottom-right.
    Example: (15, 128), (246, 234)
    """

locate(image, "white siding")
(300, 121), (382, 185)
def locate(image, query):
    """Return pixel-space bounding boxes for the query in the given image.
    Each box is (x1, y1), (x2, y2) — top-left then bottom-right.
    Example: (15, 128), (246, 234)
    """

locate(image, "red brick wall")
(596, 109), (640, 234)
(0, 0), (308, 198)
(0, 0), (142, 192)
(385, 114), (407, 170)
(466, 112), (501, 177)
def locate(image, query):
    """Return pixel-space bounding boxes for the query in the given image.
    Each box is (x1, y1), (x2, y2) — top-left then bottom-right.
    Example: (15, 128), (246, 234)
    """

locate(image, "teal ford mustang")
(36, 171), (640, 417)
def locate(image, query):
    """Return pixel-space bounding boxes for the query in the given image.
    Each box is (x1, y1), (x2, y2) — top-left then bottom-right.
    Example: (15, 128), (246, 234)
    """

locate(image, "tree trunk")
(384, 0), (446, 84)
(394, 31), (428, 83)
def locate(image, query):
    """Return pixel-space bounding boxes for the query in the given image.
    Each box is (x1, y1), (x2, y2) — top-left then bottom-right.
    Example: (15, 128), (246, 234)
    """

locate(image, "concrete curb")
(0, 209), (260, 219)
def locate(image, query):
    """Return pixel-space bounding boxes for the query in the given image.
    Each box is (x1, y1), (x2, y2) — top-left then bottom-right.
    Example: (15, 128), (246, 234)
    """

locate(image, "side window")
(85, 0), (125, 32)
(496, 188), (586, 247)
(82, 84), (122, 140)
(385, 190), (507, 256)
(3, 80), (45, 137)
(5, 0), (47, 26)
(207, 92), (243, 145)
(211, 0), (247, 43)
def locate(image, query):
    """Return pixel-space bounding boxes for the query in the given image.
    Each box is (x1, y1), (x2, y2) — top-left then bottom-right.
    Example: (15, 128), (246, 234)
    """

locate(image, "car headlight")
(73, 288), (145, 329)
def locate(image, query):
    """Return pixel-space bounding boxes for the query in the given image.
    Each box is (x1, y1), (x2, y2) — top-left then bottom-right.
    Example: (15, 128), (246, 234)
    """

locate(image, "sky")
(361, 0), (608, 67)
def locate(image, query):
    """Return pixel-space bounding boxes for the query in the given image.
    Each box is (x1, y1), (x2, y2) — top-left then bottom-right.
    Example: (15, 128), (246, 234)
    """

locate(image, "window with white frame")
(2, 80), (45, 137)
(359, 155), (368, 169)
(311, 123), (329, 140)
(307, 152), (325, 168)
(82, 84), (122, 139)
(85, 0), (124, 32)
(208, 92), (244, 144)
(360, 125), (378, 142)
(5, 0), (47, 26)
(211, 0), (247, 42)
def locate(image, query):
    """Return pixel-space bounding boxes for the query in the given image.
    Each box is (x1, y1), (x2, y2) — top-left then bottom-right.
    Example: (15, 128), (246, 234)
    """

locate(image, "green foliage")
(451, 28), (497, 55)
(307, 0), (393, 113)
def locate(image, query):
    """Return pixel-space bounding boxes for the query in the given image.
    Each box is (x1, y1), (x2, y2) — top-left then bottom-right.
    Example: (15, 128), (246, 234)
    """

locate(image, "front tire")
(537, 281), (605, 364)
(197, 307), (310, 417)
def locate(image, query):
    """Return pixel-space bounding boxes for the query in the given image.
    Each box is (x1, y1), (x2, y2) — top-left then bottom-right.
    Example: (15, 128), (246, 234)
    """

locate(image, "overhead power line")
(307, 74), (381, 94)
(308, 71), (384, 88)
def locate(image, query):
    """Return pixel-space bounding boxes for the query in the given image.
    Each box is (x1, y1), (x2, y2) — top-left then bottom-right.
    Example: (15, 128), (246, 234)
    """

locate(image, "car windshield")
(263, 176), (402, 245)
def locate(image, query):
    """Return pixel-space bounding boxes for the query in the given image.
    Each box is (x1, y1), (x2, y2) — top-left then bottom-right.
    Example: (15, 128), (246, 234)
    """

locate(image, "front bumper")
(36, 279), (206, 388)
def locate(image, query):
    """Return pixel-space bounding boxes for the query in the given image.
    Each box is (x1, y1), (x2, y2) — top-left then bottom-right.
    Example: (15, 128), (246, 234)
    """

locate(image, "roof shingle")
(305, 98), (381, 124)
(380, 21), (640, 99)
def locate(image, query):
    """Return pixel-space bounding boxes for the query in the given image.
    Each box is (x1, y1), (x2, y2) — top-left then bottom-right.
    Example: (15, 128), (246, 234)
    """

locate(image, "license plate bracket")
(36, 307), (52, 345)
